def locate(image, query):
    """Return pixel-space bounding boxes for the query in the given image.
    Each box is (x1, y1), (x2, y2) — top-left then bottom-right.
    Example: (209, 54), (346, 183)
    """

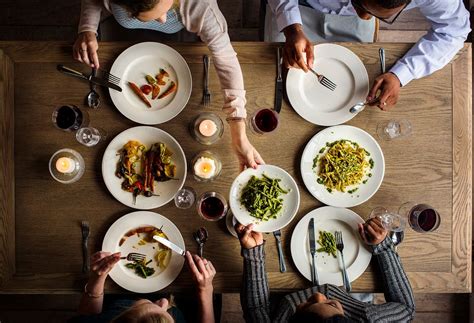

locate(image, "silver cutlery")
(86, 68), (100, 109)
(153, 235), (186, 257)
(308, 218), (319, 286)
(273, 229), (286, 272)
(379, 47), (386, 74)
(57, 65), (122, 92)
(81, 221), (90, 273)
(310, 69), (337, 91)
(274, 47), (283, 113)
(335, 231), (351, 292)
(193, 227), (208, 258)
(120, 252), (146, 262)
(202, 55), (211, 107)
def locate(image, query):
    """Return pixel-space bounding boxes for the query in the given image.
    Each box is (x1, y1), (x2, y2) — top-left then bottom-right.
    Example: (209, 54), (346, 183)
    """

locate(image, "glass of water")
(376, 119), (412, 140)
(76, 126), (107, 147)
(369, 207), (406, 232)
(174, 186), (197, 209)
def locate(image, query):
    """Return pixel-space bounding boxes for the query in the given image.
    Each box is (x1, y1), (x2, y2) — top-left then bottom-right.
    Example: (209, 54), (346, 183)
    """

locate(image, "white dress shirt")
(268, 0), (471, 86)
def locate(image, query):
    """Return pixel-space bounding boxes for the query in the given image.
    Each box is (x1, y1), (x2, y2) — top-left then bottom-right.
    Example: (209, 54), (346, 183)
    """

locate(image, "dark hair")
(376, 0), (410, 9)
(110, 0), (160, 17)
(289, 312), (352, 323)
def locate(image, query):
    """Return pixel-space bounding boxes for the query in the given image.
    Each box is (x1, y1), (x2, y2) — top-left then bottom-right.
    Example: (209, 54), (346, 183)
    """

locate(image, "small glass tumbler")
(250, 108), (279, 135)
(376, 119), (412, 140)
(174, 186), (197, 209)
(49, 148), (85, 184)
(52, 105), (89, 132)
(76, 126), (107, 147)
(197, 191), (228, 221)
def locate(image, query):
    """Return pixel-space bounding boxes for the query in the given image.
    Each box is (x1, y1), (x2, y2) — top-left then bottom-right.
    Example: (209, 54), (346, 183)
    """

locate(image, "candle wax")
(194, 157), (216, 179)
(198, 119), (218, 137)
(56, 157), (76, 173)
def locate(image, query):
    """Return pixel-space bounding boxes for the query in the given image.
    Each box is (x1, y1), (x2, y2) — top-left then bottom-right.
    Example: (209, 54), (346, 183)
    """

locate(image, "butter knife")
(153, 235), (186, 257)
(308, 218), (319, 286)
(57, 65), (122, 92)
(274, 47), (283, 113)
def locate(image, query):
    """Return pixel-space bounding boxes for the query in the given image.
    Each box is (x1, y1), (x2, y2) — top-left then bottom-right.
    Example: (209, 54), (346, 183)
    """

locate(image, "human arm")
(78, 251), (121, 315)
(368, 0), (470, 110)
(358, 219), (415, 322)
(73, 0), (103, 68)
(235, 223), (270, 323)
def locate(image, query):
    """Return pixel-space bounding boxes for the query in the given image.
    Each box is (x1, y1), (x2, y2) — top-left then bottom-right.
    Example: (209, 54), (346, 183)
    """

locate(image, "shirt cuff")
(389, 63), (414, 87)
(276, 9), (303, 32)
(222, 89), (247, 118)
(372, 236), (394, 255)
(241, 243), (265, 261)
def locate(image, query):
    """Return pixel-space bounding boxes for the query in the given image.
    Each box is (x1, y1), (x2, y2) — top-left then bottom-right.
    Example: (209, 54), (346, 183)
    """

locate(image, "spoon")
(86, 68), (100, 109)
(390, 230), (404, 248)
(193, 227), (208, 258)
(349, 101), (367, 114)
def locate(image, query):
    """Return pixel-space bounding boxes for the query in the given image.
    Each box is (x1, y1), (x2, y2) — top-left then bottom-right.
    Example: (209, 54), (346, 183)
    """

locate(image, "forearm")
(78, 276), (105, 315)
(78, 0), (103, 34)
(198, 289), (215, 323)
(240, 244), (271, 323)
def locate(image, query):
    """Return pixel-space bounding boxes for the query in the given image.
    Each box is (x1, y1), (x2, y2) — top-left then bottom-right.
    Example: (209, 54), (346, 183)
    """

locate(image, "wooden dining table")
(0, 41), (471, 294)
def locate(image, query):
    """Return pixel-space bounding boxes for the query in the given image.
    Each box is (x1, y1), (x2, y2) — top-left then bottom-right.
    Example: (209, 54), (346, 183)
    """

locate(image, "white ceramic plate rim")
(286, 43), (369, 126)
(300, 125), (385, 207)
(290, 206), (372, 286)
(102, 126), (187, 209)
(102, 211), (185, 293)
(229, 165), (301, 233)
(109, 42), (192, 124)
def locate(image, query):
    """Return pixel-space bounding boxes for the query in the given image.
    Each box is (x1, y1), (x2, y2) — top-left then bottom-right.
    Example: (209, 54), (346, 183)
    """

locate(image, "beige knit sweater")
(78, 0), (247, 118)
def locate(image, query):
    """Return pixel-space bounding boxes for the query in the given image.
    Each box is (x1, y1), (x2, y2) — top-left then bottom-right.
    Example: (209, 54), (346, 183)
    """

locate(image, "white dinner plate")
(109, 42), (192, 124)
(102, 211), (185, 293)
(301, 125), (384, 207)
(102, 126), (187, 209)
(286, 44), (369, 126)
(229, 165), (300, 232)
(291, 206), (371, 286)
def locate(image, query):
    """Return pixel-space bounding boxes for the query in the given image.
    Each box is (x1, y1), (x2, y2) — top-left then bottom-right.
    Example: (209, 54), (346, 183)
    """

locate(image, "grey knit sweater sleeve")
(365, 237), (416, 322)
(240, 244), (271, 323)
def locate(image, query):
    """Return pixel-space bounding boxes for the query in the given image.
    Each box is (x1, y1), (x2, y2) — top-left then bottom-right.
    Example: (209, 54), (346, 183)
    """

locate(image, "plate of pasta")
(300, 125), (384, 207)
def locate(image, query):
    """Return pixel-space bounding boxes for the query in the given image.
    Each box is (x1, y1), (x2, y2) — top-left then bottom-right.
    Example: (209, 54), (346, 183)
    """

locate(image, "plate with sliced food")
(102, 126), (187, 209)
(102, 211), (185, 293)
(109, 42), (192, 124)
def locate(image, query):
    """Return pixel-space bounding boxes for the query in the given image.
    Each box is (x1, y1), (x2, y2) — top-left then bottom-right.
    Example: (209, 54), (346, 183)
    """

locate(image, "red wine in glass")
(197, 192), (228, 221)
(408, 204), (440, 232)
(52, 105), (86, 132)
(251, 108), (279, 134)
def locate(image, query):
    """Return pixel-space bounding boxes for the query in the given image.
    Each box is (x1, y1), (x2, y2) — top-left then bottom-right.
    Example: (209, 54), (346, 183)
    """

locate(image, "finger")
(305, 42), (314, 69)
(98, 254), (120, 274)
(254, 150), (265, 165)
(368, 219), (384, 233)
(283, 49), (292, 69)
(186, 251), (201, 275)
(377, 89), (391, 109)
(294, 51), (309, 72)
(92, 253), (116, 273)
(358, 223), (368, 242)
(81, 49), (91, 67)
(193, 254), (208, 274)
(234, 223), (245, 234)
(90, 50), (100, 69)
(367, 78), (384, 102)
(366, 223), (378, 238)
(246, 154), (258, 170)
(208, 261), (216, 274)
(91, 251), (111, 263)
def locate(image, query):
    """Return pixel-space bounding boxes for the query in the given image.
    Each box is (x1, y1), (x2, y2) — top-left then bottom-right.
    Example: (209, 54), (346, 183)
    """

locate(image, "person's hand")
(90, 251), (121, 280)
(358, 217), (388, 246)
(282, 24), (314, 72)
(232, 136), (265, 172)
(73, 31), (100, 68)
(366, 72), (401, 111)
(185, 251), (216, 296)
(235, 223), (264, 249)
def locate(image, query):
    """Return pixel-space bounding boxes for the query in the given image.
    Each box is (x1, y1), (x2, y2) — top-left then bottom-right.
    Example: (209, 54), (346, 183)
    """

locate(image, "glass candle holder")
(192, 151), (222, 182)
(49, 148), (85, 184)
(197, 191), (228, 221)
(190, 112), (224, 145)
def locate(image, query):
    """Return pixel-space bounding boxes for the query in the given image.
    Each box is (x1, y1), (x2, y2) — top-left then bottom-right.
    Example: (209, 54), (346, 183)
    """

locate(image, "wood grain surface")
(0, 42), (470, 294)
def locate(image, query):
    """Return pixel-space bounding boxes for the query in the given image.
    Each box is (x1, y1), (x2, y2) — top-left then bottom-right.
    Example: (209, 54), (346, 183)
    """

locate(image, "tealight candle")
(55, 157), (75, 173)
(198, 119), (217, 137)
(193, 157), (216, 179)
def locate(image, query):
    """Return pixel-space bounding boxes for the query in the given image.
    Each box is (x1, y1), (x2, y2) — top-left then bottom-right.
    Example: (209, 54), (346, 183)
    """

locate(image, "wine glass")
(174, 186), (197, 209)
(399, 202), (440, 233)
(75, 126), (107, 147)
(376, 119), (412, 140)
(250, 108), (279, 135)
(369, 207), (406, 232)
(52, 105), (89, 132)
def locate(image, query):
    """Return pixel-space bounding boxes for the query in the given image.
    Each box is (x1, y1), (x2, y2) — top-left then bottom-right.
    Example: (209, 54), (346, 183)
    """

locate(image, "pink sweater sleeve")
(181, 0), (247, 118)
(78, 0), (105, 34)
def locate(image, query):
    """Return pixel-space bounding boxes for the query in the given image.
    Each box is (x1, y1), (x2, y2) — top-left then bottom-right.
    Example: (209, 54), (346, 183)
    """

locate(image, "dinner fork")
(97, 68), (121, 86)
(120, 252), (146, 262)
(202, 55), (211, 107)
(310, 69), (337, 91)
(273, 230), (287, 272)
(335, 231), (351, 292)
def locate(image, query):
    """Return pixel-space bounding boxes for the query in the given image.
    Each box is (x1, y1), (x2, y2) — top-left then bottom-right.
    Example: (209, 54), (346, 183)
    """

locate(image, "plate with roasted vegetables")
(102, 126), (186, 209)
(290, 206), (371, 286)
(103, 211), (185, 293)
(229, 165), (300, 232)
(109, 42), (192, 124)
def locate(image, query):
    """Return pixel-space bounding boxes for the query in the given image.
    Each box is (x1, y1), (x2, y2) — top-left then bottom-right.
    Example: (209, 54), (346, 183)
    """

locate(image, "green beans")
(316, 231), (337, 258)
(240, 174), (288, 221)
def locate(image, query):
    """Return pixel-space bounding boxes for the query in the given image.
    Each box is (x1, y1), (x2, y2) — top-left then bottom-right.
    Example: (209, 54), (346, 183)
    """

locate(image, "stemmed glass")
(369, 207), (406, 232)
(399, 202), (441, 233)
(75, 126), (107, 147)
(174, 186), (197, 209)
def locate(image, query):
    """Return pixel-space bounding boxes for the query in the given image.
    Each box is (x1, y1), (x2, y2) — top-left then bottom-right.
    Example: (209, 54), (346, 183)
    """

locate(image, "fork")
(335, 231), (351, 292)
(97, 68), (121, 86)
(310, 69), (337, 91)
(120, 252), (146, 262)
(81, 221), (90, 273)
(202, 55), (211, 106)
(273, 230), (287, 272)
